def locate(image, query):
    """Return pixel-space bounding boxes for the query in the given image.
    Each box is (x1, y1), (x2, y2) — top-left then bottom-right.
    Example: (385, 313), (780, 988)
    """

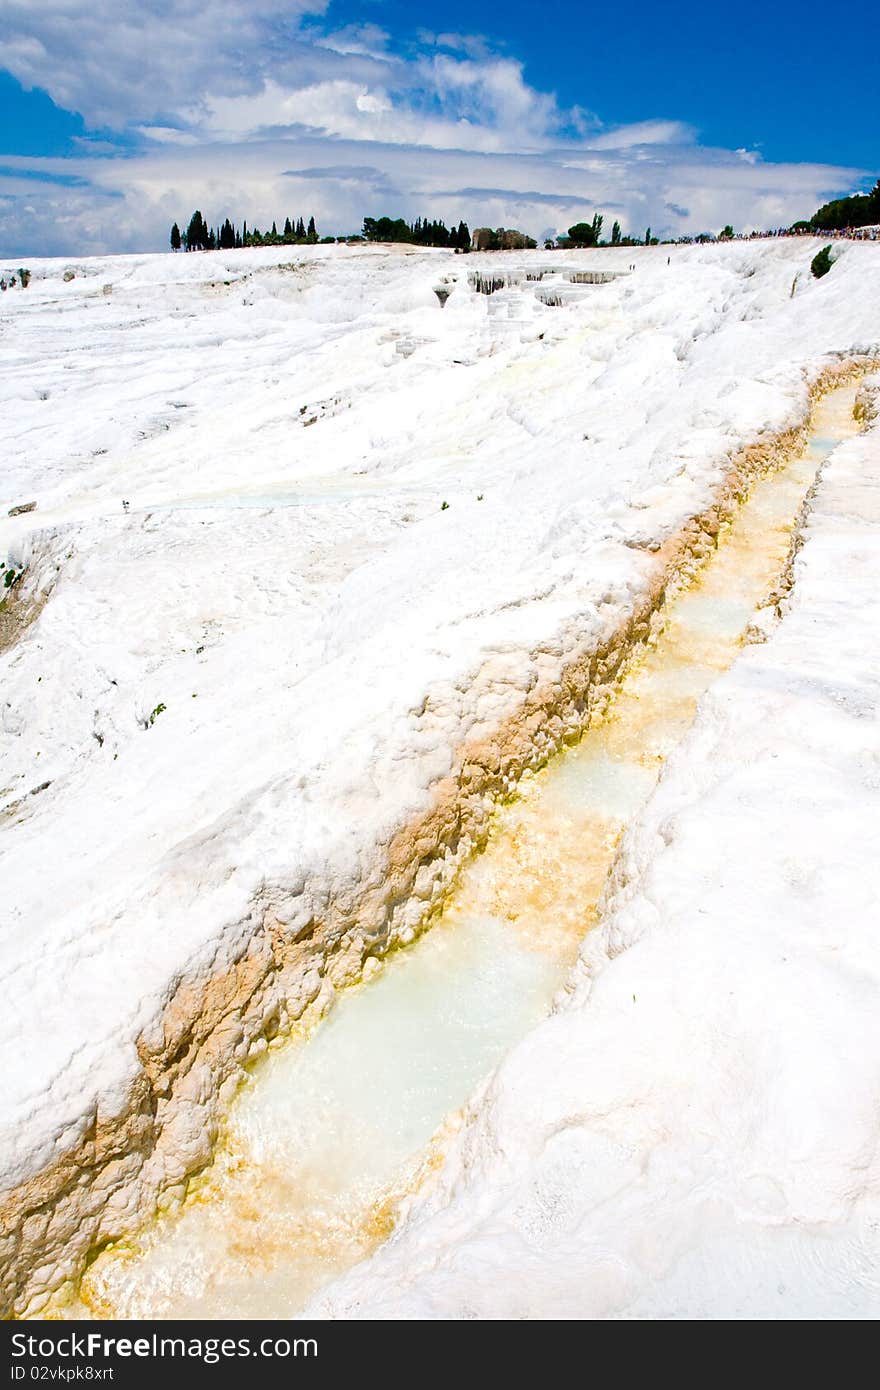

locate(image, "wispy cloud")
(313, 24), (393, 60)
(430, 186), (626, 210)
(584, 120), (695, 150)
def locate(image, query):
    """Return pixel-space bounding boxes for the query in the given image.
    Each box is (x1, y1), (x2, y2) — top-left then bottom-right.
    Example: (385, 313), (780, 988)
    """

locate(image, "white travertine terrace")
(1, 239), (878, 1314)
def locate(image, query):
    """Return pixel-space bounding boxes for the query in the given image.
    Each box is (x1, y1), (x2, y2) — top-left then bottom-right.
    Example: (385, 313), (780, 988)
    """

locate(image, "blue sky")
(324, 0), (879, 170)
(0, 0), (876, 257)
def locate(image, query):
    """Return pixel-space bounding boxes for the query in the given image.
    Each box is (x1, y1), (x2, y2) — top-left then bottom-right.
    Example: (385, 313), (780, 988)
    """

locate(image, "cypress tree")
(170, 222), (181, 252)
(186, 210), (207, 251)
(307, 215), (317, 242)
(296, 216), (305, 239)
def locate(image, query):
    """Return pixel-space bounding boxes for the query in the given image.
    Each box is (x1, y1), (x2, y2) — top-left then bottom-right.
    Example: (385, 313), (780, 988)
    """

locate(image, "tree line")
(169, 181), (880, 259)
(361, 216), (471, 249)
(170, 211), (321, 251)
(171, 210), (471, 251)
(558, 215), (660, 248)
(796, 179), (880, 233)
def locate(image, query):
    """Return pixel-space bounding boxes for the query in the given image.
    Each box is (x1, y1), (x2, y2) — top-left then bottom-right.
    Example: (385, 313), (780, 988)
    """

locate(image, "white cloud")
(0, 0), (329, 127)
(136, 127), (201, 147)
(584, 120), (696, 150)
(0, 137), (863, 261)
(192, 64), (578, 155)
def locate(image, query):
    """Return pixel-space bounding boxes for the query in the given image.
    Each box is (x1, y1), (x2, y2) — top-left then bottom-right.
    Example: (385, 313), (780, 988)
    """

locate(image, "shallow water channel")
(69, 385), (860, 1319)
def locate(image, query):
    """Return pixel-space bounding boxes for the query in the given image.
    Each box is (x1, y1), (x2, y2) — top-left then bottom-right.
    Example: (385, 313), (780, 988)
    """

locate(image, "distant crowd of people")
(739, 225), (880, 242)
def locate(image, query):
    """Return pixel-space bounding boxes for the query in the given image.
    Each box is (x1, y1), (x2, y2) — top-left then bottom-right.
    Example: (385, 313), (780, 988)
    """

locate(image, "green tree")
(186, 210), (208, 251)
(811, 179), (880, 231)
(170, 222), (181, 251)
(811, 245), (833, 279)
(720, 224), (734, 239)
(362, 216), (411, 242)
(567, 221), (599, 247)
(645, 226), (651, 245)
(611, 220), (621, 245)
(307, 215), (317, 242)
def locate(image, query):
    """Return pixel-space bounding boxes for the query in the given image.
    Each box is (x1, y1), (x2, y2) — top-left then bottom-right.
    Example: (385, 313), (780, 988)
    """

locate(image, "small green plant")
(147, 702), (166, 727)
(476, 493), (484, 501)
(811, 245), (833, 279)
(3, 567), (21, 589)
(441, 500), (449, 511)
